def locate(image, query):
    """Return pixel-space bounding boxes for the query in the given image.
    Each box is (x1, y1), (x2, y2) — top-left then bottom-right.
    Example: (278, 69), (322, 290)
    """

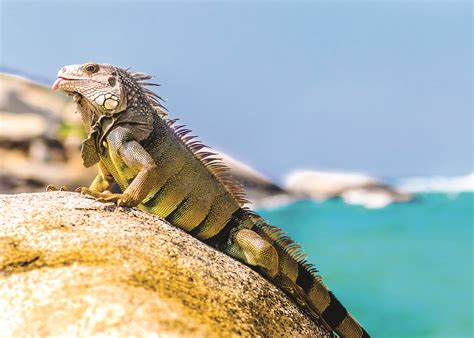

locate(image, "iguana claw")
(46, 185), (69, 192)
(96, 193), (132, 207)
(76, 187), (134, 207)
(75, 187), (89, 194)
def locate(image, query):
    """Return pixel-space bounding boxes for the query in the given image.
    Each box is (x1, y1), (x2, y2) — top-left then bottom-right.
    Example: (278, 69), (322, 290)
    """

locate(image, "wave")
(397, 173), (474, 193)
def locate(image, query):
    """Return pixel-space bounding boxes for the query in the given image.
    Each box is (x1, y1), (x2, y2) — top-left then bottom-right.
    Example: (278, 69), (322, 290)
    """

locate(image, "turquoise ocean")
(257, 193), (473, 338)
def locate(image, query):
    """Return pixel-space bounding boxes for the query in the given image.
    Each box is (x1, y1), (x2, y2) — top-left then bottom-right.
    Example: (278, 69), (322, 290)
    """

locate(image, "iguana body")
(51, 62), (369, 338)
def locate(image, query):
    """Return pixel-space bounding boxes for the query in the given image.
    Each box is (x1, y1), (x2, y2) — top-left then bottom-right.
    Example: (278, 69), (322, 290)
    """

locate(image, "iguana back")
(51, 62), (369, 338)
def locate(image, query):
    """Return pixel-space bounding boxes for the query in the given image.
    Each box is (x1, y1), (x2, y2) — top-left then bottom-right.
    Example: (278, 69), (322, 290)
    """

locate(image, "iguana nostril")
(61, 67), (66, 73)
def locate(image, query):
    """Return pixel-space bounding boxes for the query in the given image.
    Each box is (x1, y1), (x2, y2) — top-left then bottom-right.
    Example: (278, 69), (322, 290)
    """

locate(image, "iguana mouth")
(51, 76), (83, 90)
(51, 77), (83, 104)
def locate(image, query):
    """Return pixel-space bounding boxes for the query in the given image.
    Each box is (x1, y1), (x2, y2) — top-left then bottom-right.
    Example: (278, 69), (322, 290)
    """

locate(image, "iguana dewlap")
(50, 62), (369, 338)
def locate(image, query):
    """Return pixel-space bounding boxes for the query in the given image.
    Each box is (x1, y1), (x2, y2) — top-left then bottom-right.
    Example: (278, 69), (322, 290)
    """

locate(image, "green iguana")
(49, 62), (369, 338)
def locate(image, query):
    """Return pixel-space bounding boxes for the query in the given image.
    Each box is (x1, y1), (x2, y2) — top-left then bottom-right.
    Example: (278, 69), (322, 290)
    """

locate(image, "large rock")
(0, 192), (330, 337)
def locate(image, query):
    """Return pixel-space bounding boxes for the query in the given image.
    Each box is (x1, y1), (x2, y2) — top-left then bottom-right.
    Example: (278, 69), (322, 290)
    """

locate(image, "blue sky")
(1, 1), (471, 181)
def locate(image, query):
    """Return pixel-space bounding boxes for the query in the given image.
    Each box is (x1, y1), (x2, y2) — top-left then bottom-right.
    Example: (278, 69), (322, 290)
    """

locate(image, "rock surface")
(0, 192), (330, 337)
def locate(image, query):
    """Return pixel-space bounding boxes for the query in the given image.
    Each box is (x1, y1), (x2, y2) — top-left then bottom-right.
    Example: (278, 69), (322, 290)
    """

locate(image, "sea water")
(257, 193), (473, 338)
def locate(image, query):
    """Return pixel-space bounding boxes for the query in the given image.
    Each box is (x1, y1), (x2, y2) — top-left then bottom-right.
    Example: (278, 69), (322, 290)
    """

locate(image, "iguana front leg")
(76, 162), (115, 197)
(81, 127), (159, 207)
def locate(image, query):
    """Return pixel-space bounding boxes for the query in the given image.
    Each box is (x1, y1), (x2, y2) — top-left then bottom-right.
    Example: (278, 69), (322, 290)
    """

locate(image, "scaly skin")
(50, 62), (369, 338)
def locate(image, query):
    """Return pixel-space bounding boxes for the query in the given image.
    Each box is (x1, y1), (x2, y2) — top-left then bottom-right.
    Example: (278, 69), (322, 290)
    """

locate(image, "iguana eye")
(84, 63), (99, 74)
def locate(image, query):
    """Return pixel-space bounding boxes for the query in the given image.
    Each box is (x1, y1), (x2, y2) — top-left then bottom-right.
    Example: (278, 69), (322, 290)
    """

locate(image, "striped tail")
(251, 221), (370, 338)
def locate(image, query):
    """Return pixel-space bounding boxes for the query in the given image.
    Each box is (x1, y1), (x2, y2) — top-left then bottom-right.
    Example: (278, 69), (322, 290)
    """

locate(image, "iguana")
(49, 62), (369, 338)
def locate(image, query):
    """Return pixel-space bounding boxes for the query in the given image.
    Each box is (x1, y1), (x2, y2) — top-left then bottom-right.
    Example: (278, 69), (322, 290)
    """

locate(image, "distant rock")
(285, 170), (413, 208)
(0, 112), (47, 142)
(0, 192), (329, 337)
(0, 73), (95, 193)
(340, 188), (411, 209)
(219, 152), (300, 208)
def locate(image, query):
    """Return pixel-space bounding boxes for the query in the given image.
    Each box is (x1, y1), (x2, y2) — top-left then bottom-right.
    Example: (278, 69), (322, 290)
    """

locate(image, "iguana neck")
(76, 98), (98, 134)
(112, 97), (155, 143)
(78, 89), (155, 144)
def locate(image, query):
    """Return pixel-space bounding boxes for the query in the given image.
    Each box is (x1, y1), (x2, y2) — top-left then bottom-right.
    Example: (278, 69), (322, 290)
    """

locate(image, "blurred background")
(0, 1), (472, 337)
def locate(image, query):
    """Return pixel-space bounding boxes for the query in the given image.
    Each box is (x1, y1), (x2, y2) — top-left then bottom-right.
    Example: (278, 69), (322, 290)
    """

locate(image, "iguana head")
(52, 62), (129, 116)
(53, 62), (165, 131)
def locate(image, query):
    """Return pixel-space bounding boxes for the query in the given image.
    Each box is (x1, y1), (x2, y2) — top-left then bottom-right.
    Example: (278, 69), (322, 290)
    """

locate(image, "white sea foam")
(397, 173), (474, 193)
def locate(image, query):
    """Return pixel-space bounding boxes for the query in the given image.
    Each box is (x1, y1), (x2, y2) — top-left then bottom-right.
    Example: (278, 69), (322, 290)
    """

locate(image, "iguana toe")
(76, 187), (131, 205)
(46, 185), (68, 192)
(87, 192), (135, 207)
